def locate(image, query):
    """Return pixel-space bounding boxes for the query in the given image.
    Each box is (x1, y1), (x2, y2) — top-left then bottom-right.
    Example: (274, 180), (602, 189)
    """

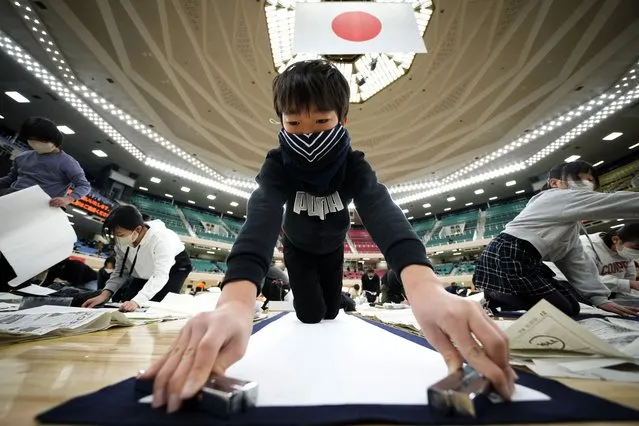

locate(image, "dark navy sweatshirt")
(221, 148), (431, 291)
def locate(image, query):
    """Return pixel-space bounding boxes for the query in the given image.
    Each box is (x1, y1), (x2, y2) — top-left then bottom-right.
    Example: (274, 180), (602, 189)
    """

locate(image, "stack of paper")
(505, 300), (639, 382)
(0, 305), (134, 344)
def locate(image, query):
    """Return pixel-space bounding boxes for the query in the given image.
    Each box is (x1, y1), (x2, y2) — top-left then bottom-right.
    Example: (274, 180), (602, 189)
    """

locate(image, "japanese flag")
(293, 2), (426, 55)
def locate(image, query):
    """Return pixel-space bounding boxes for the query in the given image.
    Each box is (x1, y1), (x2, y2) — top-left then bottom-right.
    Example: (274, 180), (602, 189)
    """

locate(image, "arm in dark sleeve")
(221, 156), (288, 292)
(63, 156), (91, 200)
(352, 152), (432, 275)
(0, 159), (19, 189)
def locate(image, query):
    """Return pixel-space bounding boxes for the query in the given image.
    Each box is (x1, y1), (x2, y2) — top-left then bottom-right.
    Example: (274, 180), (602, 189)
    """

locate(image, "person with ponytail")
(474, 161), (639, 317)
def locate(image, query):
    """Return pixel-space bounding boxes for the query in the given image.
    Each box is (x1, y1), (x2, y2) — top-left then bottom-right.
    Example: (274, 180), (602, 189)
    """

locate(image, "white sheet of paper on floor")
(15, 284), (57, 296)
(506, 300), (629, 359)
(224, 312), (549, 407)
(0, 186), (76, 286)
(146, 292), (220, 316)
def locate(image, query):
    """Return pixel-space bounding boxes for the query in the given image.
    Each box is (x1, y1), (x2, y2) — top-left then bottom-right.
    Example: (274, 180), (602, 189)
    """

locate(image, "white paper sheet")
(15, 284), (57, 296)
(506, 300), (628, 359)
(0, 186), (76, 286)
(226, 312), (549, 407)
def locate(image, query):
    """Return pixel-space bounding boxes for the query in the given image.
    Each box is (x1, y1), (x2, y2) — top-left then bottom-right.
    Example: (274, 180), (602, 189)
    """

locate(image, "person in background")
(581, 223), (639, 297)
(445, 282), (460, 295)
(381, 269), (406, 304)
(0, 117), (90, 206)
(42, 258), (98, 289)
(81, 205), (192, 312)
(143, 59), (515, 412)
(361, 267), (380, 303)
(97, 256), (116, 290)
(348, 283), (361, 299)
(474, 161), (639, 317)
(260, 261), (291, 302)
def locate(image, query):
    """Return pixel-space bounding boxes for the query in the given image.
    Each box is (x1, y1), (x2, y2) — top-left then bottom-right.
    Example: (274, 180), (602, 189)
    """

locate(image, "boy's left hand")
(50, 195), (75, 207)
(401, 265), (516, 401)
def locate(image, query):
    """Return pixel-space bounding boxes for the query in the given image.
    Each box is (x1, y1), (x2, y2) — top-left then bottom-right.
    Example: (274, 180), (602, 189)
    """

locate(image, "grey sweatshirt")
(504, 189), (639, 306)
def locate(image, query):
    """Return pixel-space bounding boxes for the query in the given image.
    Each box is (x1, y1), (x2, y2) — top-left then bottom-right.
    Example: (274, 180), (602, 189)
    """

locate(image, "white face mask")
(618, 246), (639, 261)
(115, 230), (139, 248)
(104, 268), (114, 274)
(28, 140), (56, 154)
(566, 180), (595, 191)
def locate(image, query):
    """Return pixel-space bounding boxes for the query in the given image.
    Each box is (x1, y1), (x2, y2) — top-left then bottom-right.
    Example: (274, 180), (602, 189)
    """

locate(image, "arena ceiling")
(0, 0), (638, 219)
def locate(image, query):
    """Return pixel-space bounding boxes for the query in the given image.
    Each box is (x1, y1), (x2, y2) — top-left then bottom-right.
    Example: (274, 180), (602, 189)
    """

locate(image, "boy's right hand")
(141, 282), (256, 413)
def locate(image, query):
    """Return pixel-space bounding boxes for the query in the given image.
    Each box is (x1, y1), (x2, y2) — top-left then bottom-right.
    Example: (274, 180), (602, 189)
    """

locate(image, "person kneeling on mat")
(141, 60), (517, 414)
(82, 205), (192, 312)
(474, 161), (639, 317)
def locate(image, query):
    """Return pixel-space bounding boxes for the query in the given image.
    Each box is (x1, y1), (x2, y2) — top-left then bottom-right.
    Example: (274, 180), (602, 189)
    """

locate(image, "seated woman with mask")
(581, 223), (639, 297)
(82, 205), (192, 312)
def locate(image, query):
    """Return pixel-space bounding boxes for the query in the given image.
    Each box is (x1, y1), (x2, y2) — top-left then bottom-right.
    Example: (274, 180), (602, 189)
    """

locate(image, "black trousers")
(485, 288), (580, 317)
(283, 237), (344, 324)
(122, 250), (192, 303)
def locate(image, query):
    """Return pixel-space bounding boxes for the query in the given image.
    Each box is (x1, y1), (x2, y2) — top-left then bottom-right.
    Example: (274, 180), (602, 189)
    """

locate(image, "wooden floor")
(0, 320), (638, 425)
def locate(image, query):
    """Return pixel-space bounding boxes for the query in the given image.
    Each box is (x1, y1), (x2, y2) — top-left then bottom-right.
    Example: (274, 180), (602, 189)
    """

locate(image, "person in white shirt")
(82, 205), (192, 312)
(581, 224), (639, 296)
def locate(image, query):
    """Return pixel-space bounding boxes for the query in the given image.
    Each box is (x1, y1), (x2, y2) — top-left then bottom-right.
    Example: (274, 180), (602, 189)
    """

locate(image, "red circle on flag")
(331, 11), (382, 42)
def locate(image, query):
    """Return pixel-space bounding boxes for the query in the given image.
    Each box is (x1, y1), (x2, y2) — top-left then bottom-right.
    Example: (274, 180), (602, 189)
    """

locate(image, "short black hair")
(19, 117), (64, 147)
(102, 205), (144, 237)
(273, 60), (350, 121)
(104, 256), (116, 267)
(602, 223), (639, 247)
(545, 161), (600, 190)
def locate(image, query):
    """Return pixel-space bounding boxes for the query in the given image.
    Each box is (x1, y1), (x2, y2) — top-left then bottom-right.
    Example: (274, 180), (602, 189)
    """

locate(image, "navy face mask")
(279, 124), (351, 192)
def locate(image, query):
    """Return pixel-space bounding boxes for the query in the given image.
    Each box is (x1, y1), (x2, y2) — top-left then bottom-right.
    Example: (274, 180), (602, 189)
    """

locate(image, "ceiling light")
(610, 224), (624, 229)
(187, 200), (195, 204)
(565, 155), (581, 163)
(444, 207), (451, 212)
(165, 193), (173, 198)
(629, 143), (639, 150)
(227, 211), (233, 215)
(489, 196), (498, 200)
(0, 114), (4, 119)
(92, 149), (107, 158)
(57, 125), (74, 134)
(69, 222), (75, 225)
(350, 221), (355, 224)
(402, 209), (409, 214)
(207, 194), (216, 200)
(243, 215), (247, 219)
(515, 190), (525, 194)
(474, 189), (484, 195)
(465, 202), (473, 206)
(72, 208), (86, 216)
(181, 186), (191, 192)
(446, 196), (456, 202)
(208, 205), (215, 210)
(150, 177), (161, 183)
(506, 180), (516, 187)
(230, 201), (239, 207)
(407, 216), (414, 220)
(5, 91), (30, 103)
(65, 213), (73, 218)
(139, 186), (148, 191)
(206, 251), (216, 254)
(602, 132), (622, 140)
(592, 160), (604, 167)
(425, 212), (432, 216)
(617, 218), (624, 221)
(422, 203), (431, 208)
